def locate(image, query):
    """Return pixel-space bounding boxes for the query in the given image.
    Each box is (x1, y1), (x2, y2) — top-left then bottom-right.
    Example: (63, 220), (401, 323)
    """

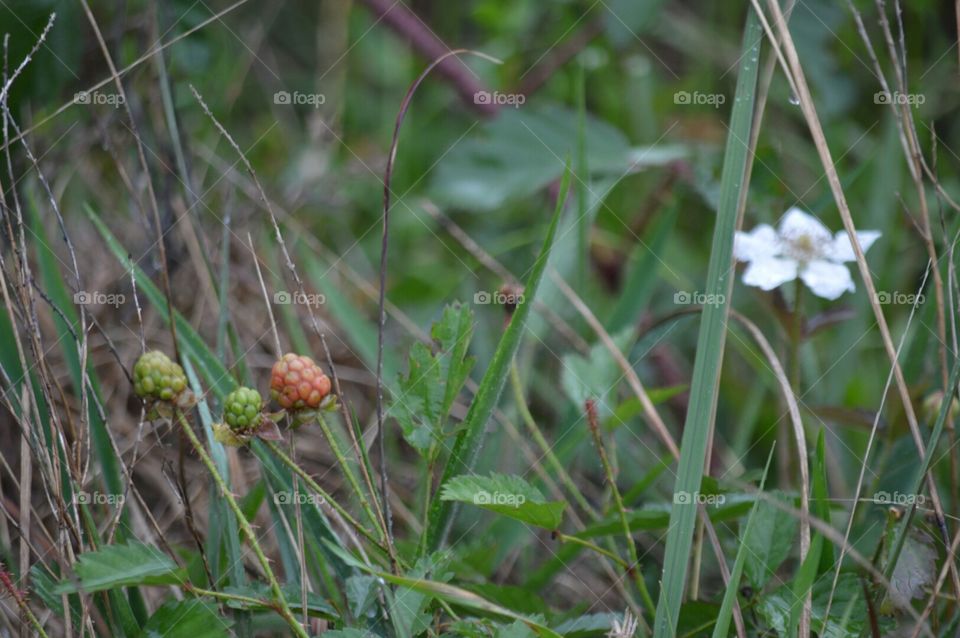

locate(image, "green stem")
(0, 570), (49, 638)
(315, 414), (386, 541)
(556, 532), (630, 569)
(586, 401), (657, 619)
(780, 279), (804, 488)
(510, 362), (597, 518)
(185, 584), (274, 608)
(263, 439), (389, 554)
(790, 279), (803, 390)
(176, 413), (308, 638)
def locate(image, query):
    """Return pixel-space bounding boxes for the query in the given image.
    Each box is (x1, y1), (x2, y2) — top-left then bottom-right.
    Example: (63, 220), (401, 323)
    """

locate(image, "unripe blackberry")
(223, 387), (263, 431)
(133, 351), (187, 402)
(270, 353), (331, 410)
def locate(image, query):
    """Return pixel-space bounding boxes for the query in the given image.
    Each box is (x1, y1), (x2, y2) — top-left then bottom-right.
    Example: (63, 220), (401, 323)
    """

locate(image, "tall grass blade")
(653, 8), (762, 636)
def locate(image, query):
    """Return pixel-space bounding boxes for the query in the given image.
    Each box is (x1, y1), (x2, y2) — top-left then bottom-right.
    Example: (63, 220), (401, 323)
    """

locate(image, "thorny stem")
(263, 439), (389, 554)
(175, 412), (308, 638)
(0, 566), (49, 638)
(184, 583), (275, 609)
(315, 414), (389, 546)
(585, 399), (657, 620)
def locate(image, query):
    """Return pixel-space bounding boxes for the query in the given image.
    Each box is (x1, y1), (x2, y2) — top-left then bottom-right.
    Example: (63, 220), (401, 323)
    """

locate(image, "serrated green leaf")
(369, 571), (563, 638)
(440, 474), (565, 530)
(758, 574), (871, 638)
(56, 542), (185, 594)
(392, 303), (475, 453)
(496, 620), (536, 638)
(552, 612), (619, 637)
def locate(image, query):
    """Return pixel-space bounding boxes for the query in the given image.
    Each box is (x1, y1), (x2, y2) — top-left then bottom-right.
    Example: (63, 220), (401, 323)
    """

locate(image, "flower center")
(781, 232), (823, 264)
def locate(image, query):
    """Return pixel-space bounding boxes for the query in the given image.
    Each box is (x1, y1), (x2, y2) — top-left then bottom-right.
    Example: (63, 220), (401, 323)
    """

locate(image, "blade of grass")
(426, 165), (571, 553)
(652, 8), (762, 637)
(712, 444), (775, 638)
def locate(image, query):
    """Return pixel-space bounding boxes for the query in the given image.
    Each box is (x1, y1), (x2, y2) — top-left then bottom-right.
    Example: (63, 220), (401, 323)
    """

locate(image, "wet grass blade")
(653, 8), (762, 637)
(425, 165), (571, 553)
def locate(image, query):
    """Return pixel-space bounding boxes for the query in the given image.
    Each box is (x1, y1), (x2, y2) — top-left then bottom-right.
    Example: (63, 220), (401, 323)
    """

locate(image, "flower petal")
(800, 260), (855, 300)
(742, 257), (799, 291)
(778, 207), (832, 244)
(829, 230), (881, 262)
(734, 224), (779, 262)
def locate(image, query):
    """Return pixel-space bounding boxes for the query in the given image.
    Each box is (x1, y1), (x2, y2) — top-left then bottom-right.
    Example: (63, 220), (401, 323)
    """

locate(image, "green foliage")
(391, 303), (475, 453)
(560, 329), (633, 417)
(7, 1), (960, 635)
(426, 166), (571, 551)
(56, 543), (186, 594)
(743, 493), (799, 591)
(429, 104), (683, 210)
(139, 601), (232, 638)
(757, 574), (868, 638)
(440, 473), (566, 529)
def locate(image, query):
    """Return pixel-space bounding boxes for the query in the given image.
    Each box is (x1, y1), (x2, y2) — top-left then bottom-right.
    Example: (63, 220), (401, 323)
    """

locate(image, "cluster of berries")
(133, 350), (334, 444)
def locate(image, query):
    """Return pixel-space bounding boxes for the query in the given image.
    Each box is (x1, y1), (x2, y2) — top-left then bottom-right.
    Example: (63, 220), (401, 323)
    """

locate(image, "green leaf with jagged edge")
(139, 600), (232, 638)
(425, 165), (572, 553)
(441, 474), (566, 530)
(757, 573), (875, 638)
(391, 303), (475, 453)
(55, 542), (186, 594)
(370, 571), (564, 638)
